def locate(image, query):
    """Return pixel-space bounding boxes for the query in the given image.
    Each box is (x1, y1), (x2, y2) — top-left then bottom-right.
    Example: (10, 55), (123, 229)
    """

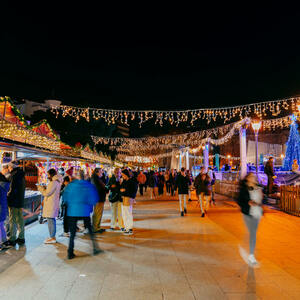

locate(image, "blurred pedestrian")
(137, 170), (146, 196)
(237, 173), (263, 267)
(194, 167), (211, 217)
(157, 171), (165, 196)
(148, 170), (157, 199)
(38, 168), (62, 244)
(175, 167), (189, 216)
(62, 169), (102, 259)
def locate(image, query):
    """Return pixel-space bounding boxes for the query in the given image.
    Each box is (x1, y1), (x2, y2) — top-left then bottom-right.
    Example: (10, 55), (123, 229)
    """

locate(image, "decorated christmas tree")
(283, 115), (300, 171)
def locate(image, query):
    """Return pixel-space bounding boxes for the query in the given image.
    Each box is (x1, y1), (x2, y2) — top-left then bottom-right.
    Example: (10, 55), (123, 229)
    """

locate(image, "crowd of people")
(0, 160), (263, 267)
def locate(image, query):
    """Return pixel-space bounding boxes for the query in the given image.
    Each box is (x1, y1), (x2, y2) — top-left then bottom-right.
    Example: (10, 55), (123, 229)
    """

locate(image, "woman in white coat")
(38, 168), (62, 244)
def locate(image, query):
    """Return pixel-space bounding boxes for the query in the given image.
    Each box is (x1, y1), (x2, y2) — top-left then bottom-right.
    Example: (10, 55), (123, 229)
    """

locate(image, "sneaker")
(248, 254), (260, 267)
(184, 208), (187, 214)
(68, 253), (76, 260)
(181, 211), (184, 217)
(121, 228), (125, 232)
(123, 230), (133, 235)
(93, 249), (104, 256)
(44, 238), (57, 244)
(63, 232), (70, 237)
(16, 238), (25, 245)
(201, 212), (205, 218)
(4, 240), (16, 247)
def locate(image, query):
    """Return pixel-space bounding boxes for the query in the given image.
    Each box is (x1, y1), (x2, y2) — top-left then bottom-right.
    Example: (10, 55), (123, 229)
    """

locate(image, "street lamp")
(251, 120), (262, 175)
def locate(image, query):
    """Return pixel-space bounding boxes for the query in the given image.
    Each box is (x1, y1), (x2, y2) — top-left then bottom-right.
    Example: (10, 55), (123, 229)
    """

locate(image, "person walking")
(164, 170), (171, 196)
(91, 168), (107, 233)
(62, 169), (102, 259)
(107, 168), (124, 231)
(157, 171), (165, 196)
(0, 170), (10, 250)
(137, 170), (146, 196)
(38, 168), (62, 244)
(60, 176), (71, 237)
(186, 170), (193, 202)
(208, 166), (216, 205)
(120, 169), (137, 235)
(194, 167), (211, 217)
(264, 156), (276, 196)
(169, 169), (176, 196)
(148, 170), (157, 199)
(175, 168), (189, 216)
(237, 173), (263, 266)
(5, 162), (26, 247)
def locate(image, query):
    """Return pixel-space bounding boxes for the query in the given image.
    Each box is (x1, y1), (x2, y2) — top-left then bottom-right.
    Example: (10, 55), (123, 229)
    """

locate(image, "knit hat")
(121, 169), (130, 178)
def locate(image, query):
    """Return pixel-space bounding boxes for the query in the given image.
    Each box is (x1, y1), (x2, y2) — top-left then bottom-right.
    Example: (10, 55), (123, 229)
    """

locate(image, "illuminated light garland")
(50, 97), (297, 127)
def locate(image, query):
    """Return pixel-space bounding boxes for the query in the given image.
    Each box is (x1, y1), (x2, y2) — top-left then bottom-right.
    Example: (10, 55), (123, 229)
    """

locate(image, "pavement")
(0, 191), (300, 299)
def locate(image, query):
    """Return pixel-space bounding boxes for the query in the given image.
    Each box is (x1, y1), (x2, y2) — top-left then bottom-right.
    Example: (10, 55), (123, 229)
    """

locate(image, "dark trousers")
(139, 184), (144, 196)
(166, 182), (171, 194)
(67, 216), (98, 255)
(144, 184), (148, 192)
(267, 176), (274, 195)
(158, 184), (164, 195)
(170, 184), (175, 196)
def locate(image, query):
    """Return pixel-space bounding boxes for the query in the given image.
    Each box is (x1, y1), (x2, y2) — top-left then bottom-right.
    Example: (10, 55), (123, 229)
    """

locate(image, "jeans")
(68, 216), (98, 256)
(122, 197), (133, 231)
(243, 214), (260, 255)
(0, 221), (7, 243)
(47, 218), (56, 238)
(8, 207), (25, 241)
(92, 202), (104, 232)
(178, 194), (187, 212)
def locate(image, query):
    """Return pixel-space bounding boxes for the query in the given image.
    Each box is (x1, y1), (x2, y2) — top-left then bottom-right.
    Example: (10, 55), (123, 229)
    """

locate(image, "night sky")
(1, 7), (300, 111)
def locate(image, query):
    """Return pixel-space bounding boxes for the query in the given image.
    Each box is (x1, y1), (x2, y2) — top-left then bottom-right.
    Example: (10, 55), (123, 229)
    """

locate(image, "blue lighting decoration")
(283, 115), (300, 171)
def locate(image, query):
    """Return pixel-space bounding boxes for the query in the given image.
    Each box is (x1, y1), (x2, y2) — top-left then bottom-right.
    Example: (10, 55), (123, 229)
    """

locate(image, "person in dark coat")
(157, 171), (165, 196)
(63, 169), (101, 259)
(5, 162), (26, 246)
(169, 169), (176, 196)
(175, 168), (189, 216)
(194, 167), (211, 217)
(107, 168), (124, 231)
(237, 173), (263, 266)
(0, 172), (10, 250)
(264, 157), (276, 196)
(91, 168), (108, 233)
(120, 169), (137, 235)
(148, 170), (157, 199)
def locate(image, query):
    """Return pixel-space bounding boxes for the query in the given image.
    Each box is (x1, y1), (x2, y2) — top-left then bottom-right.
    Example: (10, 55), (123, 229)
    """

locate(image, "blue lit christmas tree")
(283, 115), (300, 171)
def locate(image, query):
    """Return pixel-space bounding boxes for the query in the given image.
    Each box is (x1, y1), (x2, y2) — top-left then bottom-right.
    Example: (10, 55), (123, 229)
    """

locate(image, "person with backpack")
(120, 169), (137, 235)
(107, 168), (124, 231)
(175, 167), (190, 216)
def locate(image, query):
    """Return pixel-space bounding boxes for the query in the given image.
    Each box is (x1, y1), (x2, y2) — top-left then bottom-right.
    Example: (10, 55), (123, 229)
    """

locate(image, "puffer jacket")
(107, 175), (122, 203)
(62, 179), (99, 217)
(0, 174), (10, 222)
(7, 168), (25, 208)
(38, 175), (63, 218)
(175, 173), (189, 194)
(194, 173), (211, 195)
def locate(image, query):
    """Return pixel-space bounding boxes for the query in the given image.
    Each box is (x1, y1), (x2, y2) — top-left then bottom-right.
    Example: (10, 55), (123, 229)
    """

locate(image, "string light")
(50, 97), (297, 127)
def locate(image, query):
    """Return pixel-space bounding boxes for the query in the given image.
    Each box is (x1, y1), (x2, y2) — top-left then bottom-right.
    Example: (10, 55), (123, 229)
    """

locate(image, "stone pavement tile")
(225, 293), (261, 300)
(190, 283), (226, 300)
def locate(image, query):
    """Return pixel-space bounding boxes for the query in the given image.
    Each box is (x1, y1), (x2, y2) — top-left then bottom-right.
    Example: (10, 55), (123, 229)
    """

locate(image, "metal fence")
(280, 185), (300, 217)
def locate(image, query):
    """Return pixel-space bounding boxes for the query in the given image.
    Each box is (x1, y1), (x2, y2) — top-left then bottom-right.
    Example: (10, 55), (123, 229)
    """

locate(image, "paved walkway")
(0, 192), (300, 299)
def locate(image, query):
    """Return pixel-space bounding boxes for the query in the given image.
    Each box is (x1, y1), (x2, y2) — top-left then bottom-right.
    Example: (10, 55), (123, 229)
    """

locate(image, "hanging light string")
(96, 115), (293, 159)
(50, 97), (297, 127)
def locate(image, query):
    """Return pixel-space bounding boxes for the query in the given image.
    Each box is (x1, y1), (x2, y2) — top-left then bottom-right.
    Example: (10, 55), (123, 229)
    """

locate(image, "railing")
(280, 186), (300, 217)
(215, 180), (239, 198)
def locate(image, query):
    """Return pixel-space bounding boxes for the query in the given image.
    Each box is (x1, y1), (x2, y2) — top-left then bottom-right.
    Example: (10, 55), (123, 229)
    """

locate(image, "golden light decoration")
(50, 97), (297, 127)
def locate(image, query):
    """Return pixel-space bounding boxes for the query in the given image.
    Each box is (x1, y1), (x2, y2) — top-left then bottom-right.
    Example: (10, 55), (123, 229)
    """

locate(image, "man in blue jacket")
(62, 169), (102, 259)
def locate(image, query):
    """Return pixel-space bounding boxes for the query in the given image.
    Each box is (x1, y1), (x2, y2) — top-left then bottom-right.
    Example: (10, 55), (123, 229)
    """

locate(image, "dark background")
(1, 5), (300, 140)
